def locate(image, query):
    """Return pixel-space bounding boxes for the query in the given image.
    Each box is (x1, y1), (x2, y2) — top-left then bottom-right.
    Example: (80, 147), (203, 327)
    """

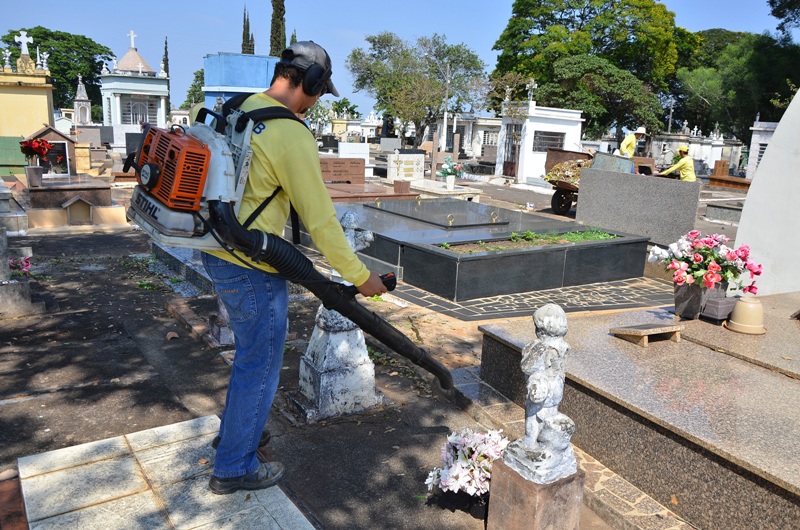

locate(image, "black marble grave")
(315, 199), (649, 302)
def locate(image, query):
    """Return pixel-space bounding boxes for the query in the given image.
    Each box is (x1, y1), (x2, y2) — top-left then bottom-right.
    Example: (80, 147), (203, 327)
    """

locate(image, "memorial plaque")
(387, 154), (424, 182)
(320, 158), (365, 184)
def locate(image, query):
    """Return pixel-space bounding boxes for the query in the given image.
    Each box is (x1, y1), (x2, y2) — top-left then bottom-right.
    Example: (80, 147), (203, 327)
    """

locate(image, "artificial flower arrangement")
(648, 230), (763, 294)
(19, 138), (53, 166)
(437, 155), (464, 179)
(8, 257), (32, 277)
(425, 428), (509, 497)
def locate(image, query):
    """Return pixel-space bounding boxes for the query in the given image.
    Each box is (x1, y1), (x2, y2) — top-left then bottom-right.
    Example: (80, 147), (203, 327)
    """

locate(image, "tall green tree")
(163, 36), (171, 112)
(180, 69), (205, 110)
(289, 29), (297, 45)
(331, 98), (360, 119)
(241, 7), (254, 54)
(536, 55), (662, 139)
(270, 0), (286, 56)
(347, 32), (485, 146)
(769, 0), (800, 32)
(493, 0), (680, 92)
(1, 26), (112, 110)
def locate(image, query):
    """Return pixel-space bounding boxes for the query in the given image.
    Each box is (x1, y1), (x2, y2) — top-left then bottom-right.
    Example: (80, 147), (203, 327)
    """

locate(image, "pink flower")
(725, 250), (738, 261)
(692, 253), (704, 263)
(667, 260), (682, 271)
(673, 272), (687, 285)
(692, 239), (707, 249)
(703, 272), (722, 289)
(685, 274), (695, 284)
(707, 261), (722, 273)
(743, 284), (758, 295)
(746, 261), (763, 278)
(687, 230), (701, 240)
(736, 245), (750, 259)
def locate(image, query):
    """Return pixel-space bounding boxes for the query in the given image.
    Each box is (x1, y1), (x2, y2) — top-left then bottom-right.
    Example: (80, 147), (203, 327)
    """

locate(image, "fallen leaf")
(782, 356), (794, 360)
(198, 458), (209, 465)
(671, 494), (679, 506)
(389, 371), (399, 376)
(165, 331), (179, 340)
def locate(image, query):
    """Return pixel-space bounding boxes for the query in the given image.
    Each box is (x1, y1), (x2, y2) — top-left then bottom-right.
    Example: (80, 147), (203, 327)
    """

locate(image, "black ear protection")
(302, 62), (331, 97)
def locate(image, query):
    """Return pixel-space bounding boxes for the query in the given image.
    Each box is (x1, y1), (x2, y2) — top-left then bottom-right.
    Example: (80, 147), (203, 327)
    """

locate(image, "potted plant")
(425, 428), (508, 519)
(19, 138), (53, 187)
(648, 230), (763, 319)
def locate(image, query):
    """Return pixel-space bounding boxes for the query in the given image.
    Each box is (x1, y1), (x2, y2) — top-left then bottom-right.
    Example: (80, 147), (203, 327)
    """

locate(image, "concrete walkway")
(17, 416), (313, 529)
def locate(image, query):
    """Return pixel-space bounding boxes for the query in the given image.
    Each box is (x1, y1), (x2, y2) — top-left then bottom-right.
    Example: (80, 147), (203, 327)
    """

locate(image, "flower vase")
(25, 166), (43, 188)
(446, 175), (456, 190)
(674, 283), (711, 319)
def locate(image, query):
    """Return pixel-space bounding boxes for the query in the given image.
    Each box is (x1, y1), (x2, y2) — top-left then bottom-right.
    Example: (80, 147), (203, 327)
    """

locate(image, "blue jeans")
(202, 253), (288, 478)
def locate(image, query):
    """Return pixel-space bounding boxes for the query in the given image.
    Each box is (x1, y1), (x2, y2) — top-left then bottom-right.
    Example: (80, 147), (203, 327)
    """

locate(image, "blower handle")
(194, 108), (227, 134)
(340, 272), (396, 298)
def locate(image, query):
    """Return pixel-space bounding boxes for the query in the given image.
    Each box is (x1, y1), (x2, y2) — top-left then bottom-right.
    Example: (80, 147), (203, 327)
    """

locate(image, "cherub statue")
(503, 303), (578, 484)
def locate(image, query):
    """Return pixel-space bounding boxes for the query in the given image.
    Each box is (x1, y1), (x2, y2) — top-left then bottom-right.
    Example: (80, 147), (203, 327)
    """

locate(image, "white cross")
(14, 31), (33, 56)
(127, 30), (137, 48)
(137, 62), (144, 75)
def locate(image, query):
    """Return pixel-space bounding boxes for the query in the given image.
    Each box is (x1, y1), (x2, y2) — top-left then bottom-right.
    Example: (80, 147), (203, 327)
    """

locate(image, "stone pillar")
(114, 94), (122, 125)
(160, 96), (167, 127)
(0, 228), (10, 282)
(74, 143), (91, 173)
(487, 460), (584, 530)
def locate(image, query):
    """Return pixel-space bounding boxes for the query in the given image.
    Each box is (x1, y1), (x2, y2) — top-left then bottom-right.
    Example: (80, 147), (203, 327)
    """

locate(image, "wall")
(746, 121), (778, 179)
(0, 71), (54, 138)
(202, 52), (279, 109)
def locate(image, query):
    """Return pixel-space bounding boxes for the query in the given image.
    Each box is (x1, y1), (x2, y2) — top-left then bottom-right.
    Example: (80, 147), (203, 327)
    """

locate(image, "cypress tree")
(242, 6), (254, 54)
(162, 36), (171, 112)
(290, 29), (297, 45)
(270, 0), (286, 56)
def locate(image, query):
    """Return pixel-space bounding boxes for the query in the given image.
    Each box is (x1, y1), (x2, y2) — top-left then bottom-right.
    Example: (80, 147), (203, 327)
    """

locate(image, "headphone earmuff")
(303, 63), (331, 96)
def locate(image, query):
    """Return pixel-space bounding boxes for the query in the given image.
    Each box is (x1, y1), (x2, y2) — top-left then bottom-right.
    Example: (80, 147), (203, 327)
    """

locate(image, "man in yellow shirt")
(659, 145), (696, 182)
(620, 126), (647, 159)
(203, 41), (386, 495)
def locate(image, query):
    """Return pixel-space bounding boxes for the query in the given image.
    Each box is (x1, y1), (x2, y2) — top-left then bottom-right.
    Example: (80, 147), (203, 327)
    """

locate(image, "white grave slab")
(338, 142), (370, 164)
(387, 154), (425, 182)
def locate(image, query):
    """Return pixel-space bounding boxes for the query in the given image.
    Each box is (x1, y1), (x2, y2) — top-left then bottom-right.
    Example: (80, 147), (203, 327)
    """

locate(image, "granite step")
(476, 296), (800, 530)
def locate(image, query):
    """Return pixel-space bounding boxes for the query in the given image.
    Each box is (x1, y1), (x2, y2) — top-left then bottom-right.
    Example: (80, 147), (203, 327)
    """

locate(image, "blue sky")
(3, 0), (791, 115)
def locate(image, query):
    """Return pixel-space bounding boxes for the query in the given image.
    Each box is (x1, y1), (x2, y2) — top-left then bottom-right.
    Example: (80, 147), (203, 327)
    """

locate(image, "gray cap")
(280, 41), (339, 97)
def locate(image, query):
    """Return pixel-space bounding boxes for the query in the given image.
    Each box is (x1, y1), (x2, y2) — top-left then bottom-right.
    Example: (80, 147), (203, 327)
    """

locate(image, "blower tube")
(208, 200), (454, 395)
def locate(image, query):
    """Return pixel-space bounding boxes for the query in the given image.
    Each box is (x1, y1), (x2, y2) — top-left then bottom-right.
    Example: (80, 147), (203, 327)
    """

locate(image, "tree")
(241, 7), (254, 54)
(493, 0), (680, 92)
(180, 69), (205, 110)
(305, 100), (332, 135)
(769, 0), (800, 32)
(536, 55), (662, 139)
(347, 32), (485, 147)
(163, 36), (171, 112)
(1, 26), (112, 110)
(331, 98), (360, 119)
(270, 0), (286, 56)
(289, 29), (297, 45)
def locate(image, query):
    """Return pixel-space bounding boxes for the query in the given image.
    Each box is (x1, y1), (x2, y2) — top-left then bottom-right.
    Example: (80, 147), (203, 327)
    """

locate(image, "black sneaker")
(209, 461), (285, 495)
(211, 429), (271, 450)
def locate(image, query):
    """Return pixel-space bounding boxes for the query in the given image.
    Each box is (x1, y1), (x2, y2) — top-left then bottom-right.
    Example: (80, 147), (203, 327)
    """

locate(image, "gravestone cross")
(14, 31), (33, 56)
(127, 30), (137, 48)
(137, 62), (144, 75)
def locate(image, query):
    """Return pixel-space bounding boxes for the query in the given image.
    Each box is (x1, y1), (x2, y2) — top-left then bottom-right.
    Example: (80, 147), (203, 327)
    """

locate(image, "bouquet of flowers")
(19, 138), (53, 166)
(648, 230), (763, 293)
(425, 428), (509, 497)
(8, 257), (32, 277)
(437, 155), (464, 179)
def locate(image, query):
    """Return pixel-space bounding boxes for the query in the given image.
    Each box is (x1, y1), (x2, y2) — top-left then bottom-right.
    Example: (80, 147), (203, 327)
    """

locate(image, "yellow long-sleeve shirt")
(206, 93), (370, 286)
(660, 155), (696, 182)
(620, 133), (638, 158)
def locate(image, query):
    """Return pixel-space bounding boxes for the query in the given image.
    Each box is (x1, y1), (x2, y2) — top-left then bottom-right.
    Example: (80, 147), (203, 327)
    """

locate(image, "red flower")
(20, 138), (54, 160)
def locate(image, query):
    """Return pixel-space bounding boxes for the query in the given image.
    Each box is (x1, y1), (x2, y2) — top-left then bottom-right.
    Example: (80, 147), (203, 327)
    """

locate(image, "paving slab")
(17, 416), (314, 529)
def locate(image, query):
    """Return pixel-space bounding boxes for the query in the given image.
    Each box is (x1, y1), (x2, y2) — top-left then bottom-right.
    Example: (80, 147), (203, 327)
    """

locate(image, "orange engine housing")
(136, 127), (211, 211)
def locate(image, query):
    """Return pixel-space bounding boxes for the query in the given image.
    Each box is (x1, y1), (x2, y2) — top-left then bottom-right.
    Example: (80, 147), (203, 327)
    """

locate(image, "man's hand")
(356, 271), (388, 297)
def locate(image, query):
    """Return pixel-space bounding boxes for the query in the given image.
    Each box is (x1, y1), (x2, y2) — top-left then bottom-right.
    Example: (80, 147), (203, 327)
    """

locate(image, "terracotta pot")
(25, 166), (43, 188)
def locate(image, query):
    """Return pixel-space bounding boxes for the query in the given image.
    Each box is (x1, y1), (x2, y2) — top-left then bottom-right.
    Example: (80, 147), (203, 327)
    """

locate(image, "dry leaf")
(782, 356), (794, 360)
(671, 494), (679, 506)
(165, 331), (179, 341)
(198, 458), (209, 465)
(389, 371), (399, 376)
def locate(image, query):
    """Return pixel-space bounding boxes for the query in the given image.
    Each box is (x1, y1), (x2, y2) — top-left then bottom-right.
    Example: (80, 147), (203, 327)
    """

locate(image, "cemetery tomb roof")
(116, 48), (155, 75)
